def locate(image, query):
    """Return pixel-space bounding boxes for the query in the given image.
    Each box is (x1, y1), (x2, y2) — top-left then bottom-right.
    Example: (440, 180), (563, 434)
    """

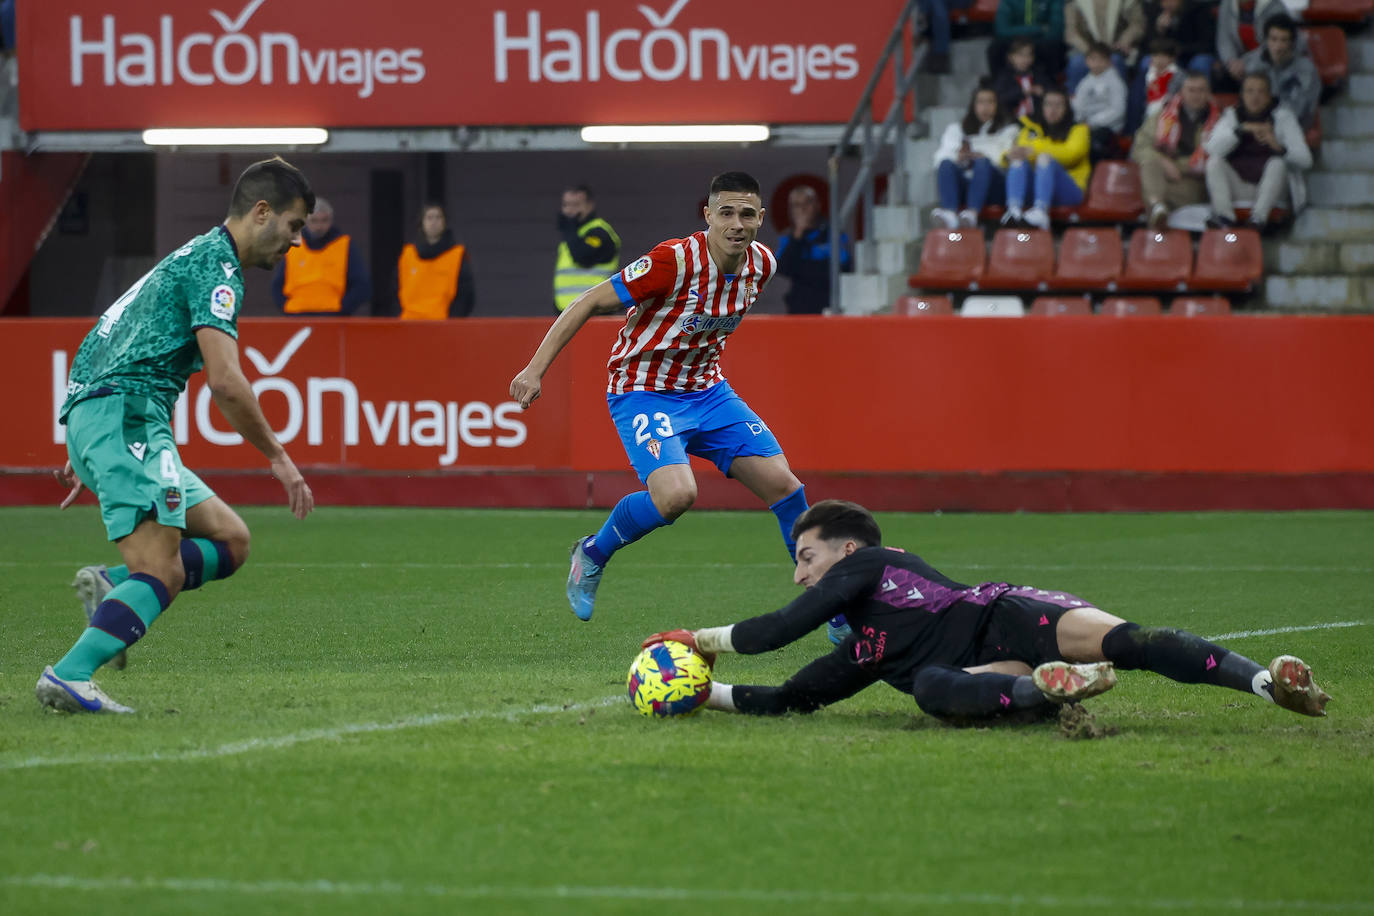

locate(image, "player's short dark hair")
(227, 156), (315, 218)
(709, 171), (760, 198)
(1264, 13), (1298, 38)
(792, 500), (882, 548)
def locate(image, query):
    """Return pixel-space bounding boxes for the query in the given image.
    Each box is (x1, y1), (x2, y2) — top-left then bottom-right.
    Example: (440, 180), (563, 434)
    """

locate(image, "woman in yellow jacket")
(1001, 88), (1092, 229)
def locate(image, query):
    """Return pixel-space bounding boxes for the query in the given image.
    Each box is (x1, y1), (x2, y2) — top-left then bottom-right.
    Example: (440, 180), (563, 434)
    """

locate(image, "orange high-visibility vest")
(282, 235), (350, 313)
(397, 243), (466, 320)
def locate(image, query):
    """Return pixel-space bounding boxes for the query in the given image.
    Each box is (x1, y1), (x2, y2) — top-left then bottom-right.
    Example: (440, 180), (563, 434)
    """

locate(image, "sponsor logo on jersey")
(165, 487), (182, 510)
(624, 256), (652, 282)
(128, 442), (147, 460)
(680, 314), (742, 334)
(210, 284), (237, 321)
(646, 437), (661, 459)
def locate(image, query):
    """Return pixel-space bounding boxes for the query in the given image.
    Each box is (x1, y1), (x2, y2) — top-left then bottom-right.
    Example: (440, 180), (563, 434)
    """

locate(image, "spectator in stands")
(1072, 41), (1129, 162)
(993, 39), (1051, 121)
(390, 202), (475, 320)
(1064, 0), (1144, 92)
(271, 197), (372, 316)
(1133, 71), (1222, 228)
(989, 0), (1067, 79)
(919, 0), (975, 74)
(775, 186), (853, 315)
(1243, 15), (1321, 129)
(1205, 71), (1312, 230)
(1140, 0), (1217, 74)
(1002, 88), (1092, 229)
(1217, 0), (1295, 90)
(932, 85), (1020, 228)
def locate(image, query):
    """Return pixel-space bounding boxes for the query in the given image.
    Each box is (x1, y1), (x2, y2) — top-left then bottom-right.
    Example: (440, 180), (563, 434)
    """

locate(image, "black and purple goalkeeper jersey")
(731, 546), (1015, 694)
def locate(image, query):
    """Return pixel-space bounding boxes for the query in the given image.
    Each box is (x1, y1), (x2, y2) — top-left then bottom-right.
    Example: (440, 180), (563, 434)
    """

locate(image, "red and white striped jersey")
(605, 231), (776, 394)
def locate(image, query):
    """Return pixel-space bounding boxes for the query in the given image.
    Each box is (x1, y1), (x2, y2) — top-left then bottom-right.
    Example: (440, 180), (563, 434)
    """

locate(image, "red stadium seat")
(1052, 227), (1123, 291)
(1192, 227), (1263, 292)
(1304, 27), (1349, 87)
(1301, 0), (1374, 25)
(1101, 296), (1163, 316)
(982, 228), (1055, 291)
(951, 0), (999, 24)
(1170, 296), (1233, 316)
(1030, 296), (1093, 316)
(908, 228), (986, 290)
(1076, 161), (1144, 223)
(892, 294), (955, 316)
(1119, 229), (1193, 292)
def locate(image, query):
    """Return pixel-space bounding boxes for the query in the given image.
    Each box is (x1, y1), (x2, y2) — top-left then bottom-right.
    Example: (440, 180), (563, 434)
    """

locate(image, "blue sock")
(587, 491), (669, 567)
(769, 485), (808, 561)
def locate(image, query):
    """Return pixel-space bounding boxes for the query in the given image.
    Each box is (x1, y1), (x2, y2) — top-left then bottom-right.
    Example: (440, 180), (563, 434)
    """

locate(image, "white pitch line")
(1205, 621), (1367, 641)
(0, 695), (621, 772)
(2, 874), (1372, 911)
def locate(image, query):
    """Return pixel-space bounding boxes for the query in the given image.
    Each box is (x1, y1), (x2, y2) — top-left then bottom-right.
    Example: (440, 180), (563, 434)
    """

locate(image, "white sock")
(1252, 669), (1276, 703)
(707, 681), (737, 712)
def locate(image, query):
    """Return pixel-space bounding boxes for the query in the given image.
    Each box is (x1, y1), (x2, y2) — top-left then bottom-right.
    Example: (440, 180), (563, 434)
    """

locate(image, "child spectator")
(1064, 0), (1144, 92)
(1002, 88), (1093, 229)
(993, 39), (1050, 122)
(1072, 41), (1129, 161)
(1143, 38), (1183, 115)
(989, 0), (1067, 78)
(931, 85), (1021, 228)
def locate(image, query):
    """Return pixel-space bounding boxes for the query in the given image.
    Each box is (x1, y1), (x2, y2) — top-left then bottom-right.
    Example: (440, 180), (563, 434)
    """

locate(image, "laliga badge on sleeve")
(624, 256), (652, 282)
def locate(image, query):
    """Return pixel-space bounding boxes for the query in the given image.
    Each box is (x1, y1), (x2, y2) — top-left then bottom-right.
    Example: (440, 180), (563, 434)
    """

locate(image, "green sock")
(106, 565), (130, 585)
(53, 575), (170, 681)
(180, 538), (235, 590)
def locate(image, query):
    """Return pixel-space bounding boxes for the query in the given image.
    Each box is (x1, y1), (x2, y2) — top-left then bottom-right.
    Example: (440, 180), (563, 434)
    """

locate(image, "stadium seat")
(1101, 296), (1163, 316)
(892, 294), (954, 315)
(1052, 227), (1123, 291)
(961, 295), (1026, 317)
(1170, 295), (1233, 316)
(1075, 161), (1144, 223)
(1030, 296), (1093, 316)
(1304, 27), (1348, 87)
(951, 0), (999, 24)
(981, 229), (1055, 291)
(1302, 0), (1374, 26)
(1119, 229), (1193, 292)
(908, 228), (986, 290)
(1192, 227), (1263, 292)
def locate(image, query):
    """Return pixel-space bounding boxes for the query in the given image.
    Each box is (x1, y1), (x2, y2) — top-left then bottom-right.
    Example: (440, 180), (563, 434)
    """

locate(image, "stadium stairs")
(843, 26), (1374, 314)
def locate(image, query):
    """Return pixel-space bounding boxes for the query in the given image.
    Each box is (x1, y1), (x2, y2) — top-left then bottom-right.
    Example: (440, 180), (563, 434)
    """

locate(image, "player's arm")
(714, 651), (878, 715)
(509, 278), (623, 409)
(647, 586), (851, 660)
(196, 327), (314, 519)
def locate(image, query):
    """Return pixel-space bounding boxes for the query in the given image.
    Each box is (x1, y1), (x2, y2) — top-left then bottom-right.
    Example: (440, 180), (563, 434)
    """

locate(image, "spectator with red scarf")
(1132, 71), (1221, 228)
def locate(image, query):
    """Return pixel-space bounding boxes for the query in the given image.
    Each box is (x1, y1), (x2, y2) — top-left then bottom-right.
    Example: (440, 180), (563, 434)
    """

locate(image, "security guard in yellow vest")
(554, 184), (620, 312)
(391, 202), (475, 319)
(272, 196), (372, 315)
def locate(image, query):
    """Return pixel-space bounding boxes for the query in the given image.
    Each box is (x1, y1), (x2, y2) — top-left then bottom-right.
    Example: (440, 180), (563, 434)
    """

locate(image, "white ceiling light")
(141, 128), (330, 146)
(580, 124), (770, 144)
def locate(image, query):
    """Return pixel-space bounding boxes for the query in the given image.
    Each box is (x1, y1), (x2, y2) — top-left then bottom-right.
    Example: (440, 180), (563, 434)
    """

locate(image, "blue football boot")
(566, 536), (603, 621)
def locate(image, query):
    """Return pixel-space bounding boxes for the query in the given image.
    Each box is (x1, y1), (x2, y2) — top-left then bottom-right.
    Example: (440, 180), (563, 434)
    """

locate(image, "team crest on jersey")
(209, 284), (237, 321)
(646, 438), (662, 460)
(165, 487), (182, 510)
(624, 256), (652, 282)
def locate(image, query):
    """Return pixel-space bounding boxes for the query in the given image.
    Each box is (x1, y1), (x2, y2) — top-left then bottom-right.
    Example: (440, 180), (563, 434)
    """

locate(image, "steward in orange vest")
(390, 204), (475, 319)
(271, 202), (372, 315)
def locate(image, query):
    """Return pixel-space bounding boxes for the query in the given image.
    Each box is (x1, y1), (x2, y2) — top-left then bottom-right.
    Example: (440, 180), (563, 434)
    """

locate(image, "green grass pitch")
(1, 506), (1371, 915)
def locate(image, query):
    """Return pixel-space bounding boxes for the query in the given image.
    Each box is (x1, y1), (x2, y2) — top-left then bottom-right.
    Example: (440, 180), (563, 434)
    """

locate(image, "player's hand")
(54, 460), (85, 510)
(270, 453), (314, 519)
(510, 367), (542, 410)
(642, 629), (716, 667)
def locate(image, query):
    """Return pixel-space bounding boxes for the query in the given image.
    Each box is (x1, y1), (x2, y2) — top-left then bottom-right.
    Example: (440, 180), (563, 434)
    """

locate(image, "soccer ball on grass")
(626, 640), (712, 718)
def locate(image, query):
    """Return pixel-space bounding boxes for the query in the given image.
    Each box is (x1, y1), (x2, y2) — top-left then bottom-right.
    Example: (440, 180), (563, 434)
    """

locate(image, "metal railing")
(828, 0), (926, 313)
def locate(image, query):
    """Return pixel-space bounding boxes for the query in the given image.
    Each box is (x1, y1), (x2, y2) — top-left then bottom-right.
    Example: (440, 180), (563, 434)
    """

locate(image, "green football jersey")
(61, 226), (245, 422)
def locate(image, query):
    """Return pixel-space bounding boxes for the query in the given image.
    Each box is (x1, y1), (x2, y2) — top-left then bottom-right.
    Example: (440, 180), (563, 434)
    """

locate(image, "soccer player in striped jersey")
(646, 500), (1332, 722)
(511, 172), (811, 622)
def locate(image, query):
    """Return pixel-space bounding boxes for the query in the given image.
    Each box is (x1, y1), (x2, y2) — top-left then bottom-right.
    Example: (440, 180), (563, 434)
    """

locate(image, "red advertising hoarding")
(18, 0), (904, 131)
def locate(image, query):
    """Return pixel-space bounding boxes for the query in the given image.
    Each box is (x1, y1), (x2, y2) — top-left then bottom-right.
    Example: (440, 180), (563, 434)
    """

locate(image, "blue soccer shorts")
(606, 381), (784, 483)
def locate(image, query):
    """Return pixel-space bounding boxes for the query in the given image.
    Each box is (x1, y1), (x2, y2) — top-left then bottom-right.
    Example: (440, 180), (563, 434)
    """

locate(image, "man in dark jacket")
(775, 186), (852, 315)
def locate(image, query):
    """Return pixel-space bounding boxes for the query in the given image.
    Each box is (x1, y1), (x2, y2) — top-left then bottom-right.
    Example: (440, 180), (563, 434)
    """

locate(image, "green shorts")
(65, 393), (216, 541)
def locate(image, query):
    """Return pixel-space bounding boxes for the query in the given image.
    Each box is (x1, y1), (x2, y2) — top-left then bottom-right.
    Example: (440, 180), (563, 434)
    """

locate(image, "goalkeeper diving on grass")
(644, 500), (1331, 722)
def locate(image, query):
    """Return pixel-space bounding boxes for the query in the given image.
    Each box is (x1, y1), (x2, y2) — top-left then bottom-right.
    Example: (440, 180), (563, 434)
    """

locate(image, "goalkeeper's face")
(793, 529), (858, 589)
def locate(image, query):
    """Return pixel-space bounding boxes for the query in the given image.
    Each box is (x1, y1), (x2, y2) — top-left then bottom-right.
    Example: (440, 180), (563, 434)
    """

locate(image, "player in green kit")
(37, 157), (317, 715)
